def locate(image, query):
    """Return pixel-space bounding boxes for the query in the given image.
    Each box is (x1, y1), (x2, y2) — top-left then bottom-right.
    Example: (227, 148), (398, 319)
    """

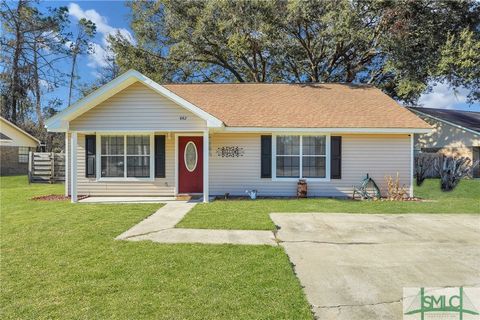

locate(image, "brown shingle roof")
(163, 83), (430, 129)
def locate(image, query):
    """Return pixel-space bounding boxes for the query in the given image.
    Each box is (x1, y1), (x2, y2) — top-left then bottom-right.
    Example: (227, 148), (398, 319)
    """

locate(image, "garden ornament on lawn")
(297, 179), (307, 198)
(245, 189), (257, 200)
(352, 174), (381, 200)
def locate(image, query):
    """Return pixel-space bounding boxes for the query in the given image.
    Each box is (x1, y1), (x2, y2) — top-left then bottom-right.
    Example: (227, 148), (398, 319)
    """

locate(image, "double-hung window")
(276, 136), (300, 178)
(100, 135), (151, 179)
(302, 136), (326, 178)
(126, 136), (150, 178)
(18, 146), (29, 163)
(275, 135), (328, 179)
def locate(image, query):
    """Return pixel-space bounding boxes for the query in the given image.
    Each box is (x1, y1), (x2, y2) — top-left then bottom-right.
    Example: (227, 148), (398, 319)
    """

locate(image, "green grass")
(178, 179), (480, 230)
(1, 176), (313, 319)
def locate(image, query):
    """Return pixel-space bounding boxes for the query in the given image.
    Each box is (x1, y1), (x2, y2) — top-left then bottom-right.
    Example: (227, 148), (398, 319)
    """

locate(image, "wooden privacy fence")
(28, 152), (65, 183)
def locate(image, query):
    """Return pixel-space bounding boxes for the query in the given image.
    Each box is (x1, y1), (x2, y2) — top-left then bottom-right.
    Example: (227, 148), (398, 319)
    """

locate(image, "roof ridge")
(163, 82), (374, 87)
(408, 106), (480, 114)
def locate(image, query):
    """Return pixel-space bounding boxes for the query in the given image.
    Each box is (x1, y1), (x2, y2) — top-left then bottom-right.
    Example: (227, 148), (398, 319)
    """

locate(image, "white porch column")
(64, 132), (69, 196)
(70, 131), (78, 203)
(203, 130), (209, 203)
(410, 133), (414, 198)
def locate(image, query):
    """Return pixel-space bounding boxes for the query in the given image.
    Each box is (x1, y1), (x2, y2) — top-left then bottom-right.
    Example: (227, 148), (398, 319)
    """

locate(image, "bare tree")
(434, 155), (479, 191)
(67, 18), (96, 106)
(415, 153), (437, 186)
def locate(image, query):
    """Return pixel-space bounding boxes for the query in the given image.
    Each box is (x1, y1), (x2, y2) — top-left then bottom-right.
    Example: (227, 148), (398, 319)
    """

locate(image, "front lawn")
(1, 176), (312, 319)
(178, 179), (480, 230)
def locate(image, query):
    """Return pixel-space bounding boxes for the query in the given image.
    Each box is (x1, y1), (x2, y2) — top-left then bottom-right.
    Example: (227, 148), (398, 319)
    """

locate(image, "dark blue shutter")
(331, 136), (342, 179)
(155, 135), (166, 178)
(261, 135), (272, 178)
(85, 135), (96, 178)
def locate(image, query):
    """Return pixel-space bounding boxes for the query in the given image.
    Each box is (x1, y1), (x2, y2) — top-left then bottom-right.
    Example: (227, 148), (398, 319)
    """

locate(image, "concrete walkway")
(116, 202), (276, 245)
(128, 228), (276, 245)
(116, 202), (197, 239)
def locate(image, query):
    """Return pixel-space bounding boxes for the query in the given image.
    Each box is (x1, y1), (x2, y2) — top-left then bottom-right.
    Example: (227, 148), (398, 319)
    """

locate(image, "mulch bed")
(380, 197), (423, 201)
(351, 196), (425, 202)
(31, 194), (88, 201)
(218, 195), (427, 202)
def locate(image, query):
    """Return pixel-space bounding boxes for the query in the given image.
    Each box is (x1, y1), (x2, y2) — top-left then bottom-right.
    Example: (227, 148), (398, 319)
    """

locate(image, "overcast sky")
(41, 1), (480, 112)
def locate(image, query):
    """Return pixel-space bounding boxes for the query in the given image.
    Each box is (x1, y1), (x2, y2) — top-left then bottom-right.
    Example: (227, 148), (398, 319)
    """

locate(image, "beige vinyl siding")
(209, 133), (411, 197)
(75, 133), (175, 196)
(0, 118), (38, 147)
(70, 82), (206, 132)
(414, 115), (480, 165)
(70, 132), (411, 197)
(414, 114), (480, 149)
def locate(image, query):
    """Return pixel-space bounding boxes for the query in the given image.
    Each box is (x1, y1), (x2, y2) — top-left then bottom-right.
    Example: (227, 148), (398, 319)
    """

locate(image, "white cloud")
(67, 2), (133, 69)
(39, 79), (52, 91)
(418, 82), (469, 110)
(87, 43), (109, 68)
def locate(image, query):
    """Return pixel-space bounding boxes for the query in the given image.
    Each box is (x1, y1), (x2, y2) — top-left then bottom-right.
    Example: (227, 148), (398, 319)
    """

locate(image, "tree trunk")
(68, 50), (78, 106)
(33, 42), (44, 129)
(10, 0), (26, 123)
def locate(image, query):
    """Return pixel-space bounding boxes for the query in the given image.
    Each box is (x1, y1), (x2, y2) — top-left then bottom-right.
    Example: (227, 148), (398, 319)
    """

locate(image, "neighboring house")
(408, 107), (480, 178)
(45, 70), (431, 202)
(1, 117), (40, 176)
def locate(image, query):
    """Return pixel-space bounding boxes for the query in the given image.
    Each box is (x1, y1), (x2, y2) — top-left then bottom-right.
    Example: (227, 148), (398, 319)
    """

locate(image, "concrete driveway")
(270, 213), (480, 320)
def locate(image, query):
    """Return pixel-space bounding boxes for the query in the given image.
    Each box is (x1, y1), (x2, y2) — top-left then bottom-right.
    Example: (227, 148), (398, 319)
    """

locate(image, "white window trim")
(272, 133), (331, 182)
(96, 133), (155, 182)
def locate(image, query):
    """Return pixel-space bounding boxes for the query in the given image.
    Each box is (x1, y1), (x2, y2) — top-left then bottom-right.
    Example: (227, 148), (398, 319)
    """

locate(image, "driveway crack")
(315, 298), (402, 309)
(314, 283), (480, 310)
(119, 227), (172, 240)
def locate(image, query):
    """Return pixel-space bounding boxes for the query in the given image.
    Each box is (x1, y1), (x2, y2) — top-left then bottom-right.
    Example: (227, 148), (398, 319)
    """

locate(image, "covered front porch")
(78, 196), (209, 204)
(67, 130), (211, 203)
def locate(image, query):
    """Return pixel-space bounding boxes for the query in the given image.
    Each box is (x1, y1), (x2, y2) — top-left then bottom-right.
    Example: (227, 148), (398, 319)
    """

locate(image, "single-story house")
(1, 116), (40, 176)
(408, 107), (480, 178)
(45, 70), (431, 202)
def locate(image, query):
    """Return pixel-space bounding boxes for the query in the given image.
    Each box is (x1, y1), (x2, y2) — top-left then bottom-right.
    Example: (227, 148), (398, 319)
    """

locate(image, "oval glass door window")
(184, 141), (198, 172)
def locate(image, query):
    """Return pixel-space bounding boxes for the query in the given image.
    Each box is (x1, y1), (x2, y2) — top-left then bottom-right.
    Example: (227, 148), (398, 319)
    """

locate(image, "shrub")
(434, 155), (479, 191)
(385, 173), (409, 200)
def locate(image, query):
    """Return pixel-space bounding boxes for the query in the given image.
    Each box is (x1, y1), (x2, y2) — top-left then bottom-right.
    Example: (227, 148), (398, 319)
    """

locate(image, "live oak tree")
(435, 29), (480, 104)
(110, 0), (480, 104)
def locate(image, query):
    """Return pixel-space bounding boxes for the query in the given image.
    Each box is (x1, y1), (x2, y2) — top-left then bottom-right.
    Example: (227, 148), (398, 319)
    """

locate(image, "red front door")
(178, 136), (203, 193)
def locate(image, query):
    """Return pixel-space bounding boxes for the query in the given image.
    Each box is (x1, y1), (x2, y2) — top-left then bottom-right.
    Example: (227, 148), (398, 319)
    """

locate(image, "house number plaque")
(216, 146), (245, 158)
